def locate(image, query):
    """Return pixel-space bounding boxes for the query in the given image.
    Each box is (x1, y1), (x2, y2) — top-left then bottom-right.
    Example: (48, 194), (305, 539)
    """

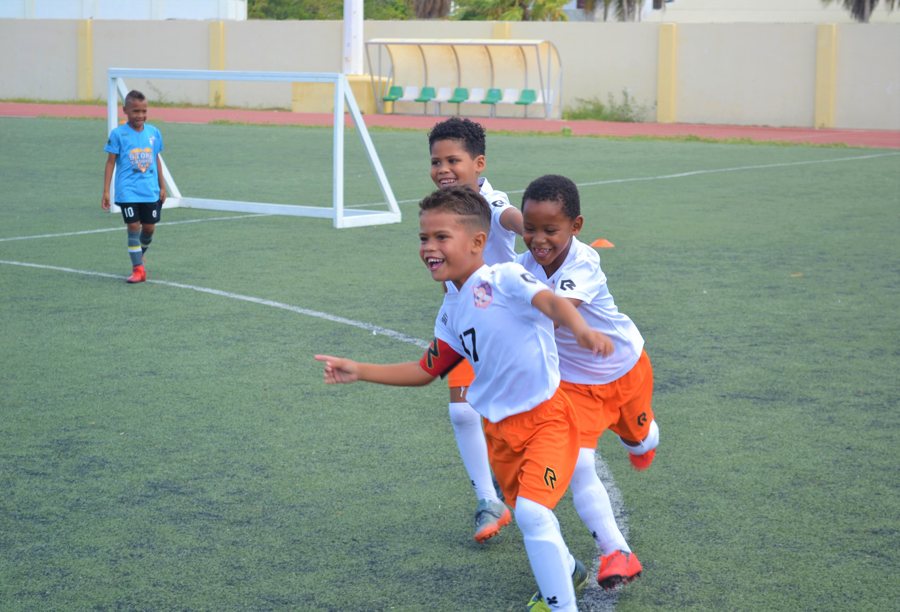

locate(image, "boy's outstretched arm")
(315, 355), (435, 387)
(531, 290), (614, 357)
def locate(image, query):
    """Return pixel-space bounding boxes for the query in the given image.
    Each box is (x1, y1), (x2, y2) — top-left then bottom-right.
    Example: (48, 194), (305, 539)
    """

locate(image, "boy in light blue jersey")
(102, 90), (166, 283)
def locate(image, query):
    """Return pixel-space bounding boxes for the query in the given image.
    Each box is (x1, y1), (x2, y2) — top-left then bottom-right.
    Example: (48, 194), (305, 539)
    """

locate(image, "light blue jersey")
(105, 122), (164, 203)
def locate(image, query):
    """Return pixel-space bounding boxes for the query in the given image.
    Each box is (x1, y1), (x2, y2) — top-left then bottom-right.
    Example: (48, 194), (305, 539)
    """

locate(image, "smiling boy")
(517, 174), (659, 590)
(316, 187), (614, 610)
(427, 117), (524, 542)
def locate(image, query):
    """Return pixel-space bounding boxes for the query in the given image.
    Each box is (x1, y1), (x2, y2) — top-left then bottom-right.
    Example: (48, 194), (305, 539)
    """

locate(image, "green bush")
(563, 89), (652, 122)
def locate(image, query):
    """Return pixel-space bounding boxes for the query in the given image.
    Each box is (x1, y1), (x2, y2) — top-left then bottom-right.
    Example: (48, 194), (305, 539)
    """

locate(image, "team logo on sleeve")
(473, 281), (493, 308)
(559, 279), (576, 291)
(520, 272), (538, 284)
(490, 199), (505, 208)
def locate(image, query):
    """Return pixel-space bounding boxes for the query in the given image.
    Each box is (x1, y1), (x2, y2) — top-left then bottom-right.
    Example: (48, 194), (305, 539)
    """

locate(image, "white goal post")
(107, 68), (401, 229)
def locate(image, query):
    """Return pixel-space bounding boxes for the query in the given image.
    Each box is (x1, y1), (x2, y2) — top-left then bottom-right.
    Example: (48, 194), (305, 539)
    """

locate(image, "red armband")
(419, 337), (464, 378)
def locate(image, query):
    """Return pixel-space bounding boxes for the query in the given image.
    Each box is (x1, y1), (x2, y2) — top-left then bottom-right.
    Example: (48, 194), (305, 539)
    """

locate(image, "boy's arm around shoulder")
(531, 290), (614, 357)
(315, 355), (435, 387)
(499, 206), (524, 235)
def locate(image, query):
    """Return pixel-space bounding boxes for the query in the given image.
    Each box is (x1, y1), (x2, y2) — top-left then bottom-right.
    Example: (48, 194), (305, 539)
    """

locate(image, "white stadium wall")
(0, 17), (898, 129)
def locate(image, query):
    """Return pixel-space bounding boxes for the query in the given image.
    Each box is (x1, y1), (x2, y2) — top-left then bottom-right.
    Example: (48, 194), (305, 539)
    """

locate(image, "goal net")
(106, 68), (400, 229)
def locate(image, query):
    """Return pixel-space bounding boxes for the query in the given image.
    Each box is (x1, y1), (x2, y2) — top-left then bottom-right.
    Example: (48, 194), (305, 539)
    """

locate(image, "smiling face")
(419, 209), (486, 289)
(522, 198), (583, 277)
(430, 138), (485, 191)
(123, 98), (148, 131)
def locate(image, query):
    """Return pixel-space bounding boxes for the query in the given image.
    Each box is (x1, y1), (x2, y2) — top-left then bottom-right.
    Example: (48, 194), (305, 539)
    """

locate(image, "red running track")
(2, 102), (898, 149)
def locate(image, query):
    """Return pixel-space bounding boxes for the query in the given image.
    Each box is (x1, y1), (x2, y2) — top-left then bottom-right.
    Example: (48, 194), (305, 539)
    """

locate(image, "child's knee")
(620, 419), (659, 455)
(514, 497), (556, 535)
(448, 401), (480, 429)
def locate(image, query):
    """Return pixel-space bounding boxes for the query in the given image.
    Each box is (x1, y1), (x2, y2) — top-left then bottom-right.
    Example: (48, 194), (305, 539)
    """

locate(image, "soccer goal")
(107, 68), (401, 229)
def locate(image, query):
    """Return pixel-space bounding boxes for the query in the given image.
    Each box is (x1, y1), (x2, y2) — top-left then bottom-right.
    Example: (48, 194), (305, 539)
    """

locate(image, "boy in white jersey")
(518, 174), (659, 590)
(316, 187), (613, 611)
(428, 118), (524, 542)
(101, 89), (166, 283)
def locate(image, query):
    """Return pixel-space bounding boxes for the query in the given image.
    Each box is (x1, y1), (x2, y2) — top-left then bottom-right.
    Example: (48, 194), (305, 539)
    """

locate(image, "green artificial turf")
(1, 116), (898, 610)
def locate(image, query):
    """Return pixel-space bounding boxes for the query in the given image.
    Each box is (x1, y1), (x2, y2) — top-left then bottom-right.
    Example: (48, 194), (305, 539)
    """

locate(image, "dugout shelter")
(365, 38), (562, 119)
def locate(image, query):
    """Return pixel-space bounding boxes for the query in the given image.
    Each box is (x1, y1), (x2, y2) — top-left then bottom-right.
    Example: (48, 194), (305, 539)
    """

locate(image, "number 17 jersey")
(434, 263), (560, 424)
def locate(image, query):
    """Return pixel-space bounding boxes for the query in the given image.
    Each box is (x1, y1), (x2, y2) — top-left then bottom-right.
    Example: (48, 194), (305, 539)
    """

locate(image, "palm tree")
(414, 0), (451, 19)
(821, 0), (897, 22)
(583, 0), (643, 22)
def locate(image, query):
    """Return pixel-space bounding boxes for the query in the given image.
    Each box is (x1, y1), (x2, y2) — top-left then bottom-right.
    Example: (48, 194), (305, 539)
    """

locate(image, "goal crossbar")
(107, 68), (401, 229)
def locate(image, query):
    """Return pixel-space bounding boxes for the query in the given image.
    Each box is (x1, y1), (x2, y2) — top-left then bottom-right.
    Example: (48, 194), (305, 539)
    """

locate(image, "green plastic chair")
(448, 87), (469, 104)
(482, 88), (502, 104)
(415, 86), (437, 114)
(447, 87), (469, 115)
(382, 85), (402, 102)
(481, 88), (503, 117)
(516, 88), (539, 118)
(515, 89), (537, 106)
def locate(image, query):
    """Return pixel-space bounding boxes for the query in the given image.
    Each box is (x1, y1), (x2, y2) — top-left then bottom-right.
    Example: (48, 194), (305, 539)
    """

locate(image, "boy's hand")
(315, 354), (359, 384)
(159, 187), (167, 205)
(101, 192), (111, 211)
(575, 329), (614, 358)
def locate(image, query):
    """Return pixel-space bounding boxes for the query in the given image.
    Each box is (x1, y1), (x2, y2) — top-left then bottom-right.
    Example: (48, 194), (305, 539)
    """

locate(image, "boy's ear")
(572, 215), (585, 235)
(474, 154), (486, 173)
(471, 229), (487, 252)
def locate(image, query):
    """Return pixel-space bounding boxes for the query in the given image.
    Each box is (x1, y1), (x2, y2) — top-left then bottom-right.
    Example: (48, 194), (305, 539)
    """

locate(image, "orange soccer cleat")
(629, 448), (656, 471)
(473, 498), (511, 543)
(126, 265), (146, 284)
(597, 550), (643, 590)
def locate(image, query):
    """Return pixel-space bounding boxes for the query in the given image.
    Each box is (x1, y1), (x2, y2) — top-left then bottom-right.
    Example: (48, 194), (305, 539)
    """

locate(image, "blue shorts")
(118, 200), (162, 225)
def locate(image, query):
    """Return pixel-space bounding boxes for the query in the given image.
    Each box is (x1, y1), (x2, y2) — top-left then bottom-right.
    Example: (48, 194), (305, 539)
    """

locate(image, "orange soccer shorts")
(560, 350), (654, 449)
(482, 387), (580, 510)
(446, 358), (475, 388)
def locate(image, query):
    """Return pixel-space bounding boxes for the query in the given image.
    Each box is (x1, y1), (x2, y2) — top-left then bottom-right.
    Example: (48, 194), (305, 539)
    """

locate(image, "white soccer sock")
(571, 448), (629, 555)
(620, 419), (660, 456)
(515, 497), (577, 611)
(448, 402), (499, 502)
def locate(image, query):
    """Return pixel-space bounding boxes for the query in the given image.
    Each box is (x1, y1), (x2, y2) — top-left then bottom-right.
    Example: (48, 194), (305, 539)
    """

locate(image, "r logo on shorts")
(543, 467), (558, 489)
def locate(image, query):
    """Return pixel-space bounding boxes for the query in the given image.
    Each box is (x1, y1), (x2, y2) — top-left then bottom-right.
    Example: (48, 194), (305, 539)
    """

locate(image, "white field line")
(2, 153), (895, 243)
(349, 150), (900, 209)
(0, 213), (271, 243)
(0, 259), (428, 349)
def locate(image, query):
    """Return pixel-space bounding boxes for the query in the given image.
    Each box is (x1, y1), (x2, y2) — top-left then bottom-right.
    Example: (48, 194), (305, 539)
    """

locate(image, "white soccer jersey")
(479, 177), (518, 266)
(434, 263), (559, 423)
(517, 237), (644, 385)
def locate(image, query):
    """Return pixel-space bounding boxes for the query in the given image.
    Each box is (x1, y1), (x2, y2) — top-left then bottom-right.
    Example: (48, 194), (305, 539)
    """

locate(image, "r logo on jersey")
(490, 199), (505, 208)
(473, 281), (493, 308)
(559, 279), (576, 291)
(637, 411), (647, 427)
(520, 272), (538, 284)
